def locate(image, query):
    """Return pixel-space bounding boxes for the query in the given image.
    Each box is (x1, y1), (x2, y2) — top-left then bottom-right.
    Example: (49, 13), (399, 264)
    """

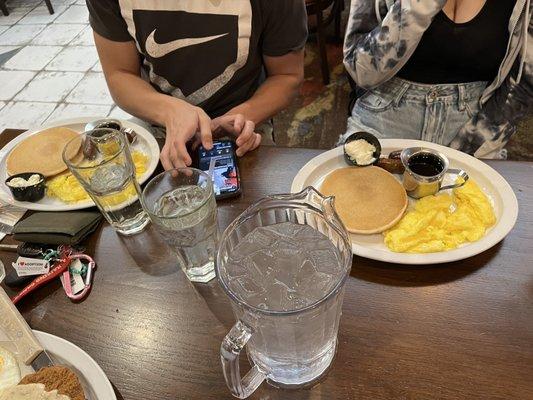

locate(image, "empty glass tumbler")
(63, 128), (150, 235)
(142, 168), (219, 283)
(217, 187), (352, 398)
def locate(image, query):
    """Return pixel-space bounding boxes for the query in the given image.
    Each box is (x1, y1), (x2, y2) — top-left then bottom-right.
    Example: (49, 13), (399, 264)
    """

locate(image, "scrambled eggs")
(384, 180), (496, 253)
(47, 151), (149, 203)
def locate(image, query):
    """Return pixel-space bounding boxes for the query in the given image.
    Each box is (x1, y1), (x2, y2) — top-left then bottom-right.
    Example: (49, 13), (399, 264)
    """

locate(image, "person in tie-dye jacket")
(343, 0), (532, 159)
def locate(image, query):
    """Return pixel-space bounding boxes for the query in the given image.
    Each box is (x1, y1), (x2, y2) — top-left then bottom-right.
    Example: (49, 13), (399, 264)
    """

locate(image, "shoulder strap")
(375, 0), (395, 23)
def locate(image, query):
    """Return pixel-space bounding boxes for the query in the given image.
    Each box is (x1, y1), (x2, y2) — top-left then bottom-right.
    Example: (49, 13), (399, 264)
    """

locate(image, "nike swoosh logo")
(145, 30), (228, 58)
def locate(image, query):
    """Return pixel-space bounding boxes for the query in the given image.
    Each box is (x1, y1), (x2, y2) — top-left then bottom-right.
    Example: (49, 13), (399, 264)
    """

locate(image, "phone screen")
(198, 141), (240, 198)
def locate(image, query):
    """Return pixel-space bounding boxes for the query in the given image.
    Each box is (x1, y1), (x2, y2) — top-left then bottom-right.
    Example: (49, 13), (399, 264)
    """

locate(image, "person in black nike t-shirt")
(86, 0), (307, 170)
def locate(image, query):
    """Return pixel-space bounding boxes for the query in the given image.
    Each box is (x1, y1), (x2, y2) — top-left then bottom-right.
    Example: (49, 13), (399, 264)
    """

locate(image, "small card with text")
(12, 257), (50, 277)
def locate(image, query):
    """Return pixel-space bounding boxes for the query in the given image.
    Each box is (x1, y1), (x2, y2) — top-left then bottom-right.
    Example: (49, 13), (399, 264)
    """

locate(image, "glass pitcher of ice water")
(216, 187), (352, 398)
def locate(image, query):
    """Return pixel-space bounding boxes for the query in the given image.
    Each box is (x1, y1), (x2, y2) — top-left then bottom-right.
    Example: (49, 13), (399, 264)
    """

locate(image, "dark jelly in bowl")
(343, 131), (382, 166)
(6, 172), (46, 202)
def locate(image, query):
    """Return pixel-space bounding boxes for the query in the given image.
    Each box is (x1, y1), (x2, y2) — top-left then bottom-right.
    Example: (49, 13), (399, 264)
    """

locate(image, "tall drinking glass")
(217, 187), (352, 398)
(142, 168), (218, 283)
(63, 128), (150, 235)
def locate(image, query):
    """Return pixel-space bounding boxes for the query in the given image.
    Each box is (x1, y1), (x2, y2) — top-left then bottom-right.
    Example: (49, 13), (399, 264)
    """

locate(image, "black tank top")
(397, 0), (515, 84)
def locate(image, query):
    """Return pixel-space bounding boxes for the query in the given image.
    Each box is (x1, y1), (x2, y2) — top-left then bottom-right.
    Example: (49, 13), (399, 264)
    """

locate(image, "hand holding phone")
(211, 114), (262, 157)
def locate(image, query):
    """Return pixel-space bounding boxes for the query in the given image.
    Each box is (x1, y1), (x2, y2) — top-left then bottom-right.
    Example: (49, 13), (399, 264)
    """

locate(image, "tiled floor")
(0, 0), (129, 132)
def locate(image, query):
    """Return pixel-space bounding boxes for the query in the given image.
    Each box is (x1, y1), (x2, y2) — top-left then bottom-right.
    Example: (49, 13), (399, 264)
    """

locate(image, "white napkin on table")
(0, 202), (26, 240)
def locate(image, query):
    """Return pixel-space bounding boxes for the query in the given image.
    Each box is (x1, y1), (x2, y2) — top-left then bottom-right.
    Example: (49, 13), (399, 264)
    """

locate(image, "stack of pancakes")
(6, 127), (81, 178)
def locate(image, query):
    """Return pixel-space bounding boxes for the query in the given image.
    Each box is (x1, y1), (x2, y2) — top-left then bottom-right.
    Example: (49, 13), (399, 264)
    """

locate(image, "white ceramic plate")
(291, 139), (519, 265)
(0, 117), (160, 211)
(33, 331), (116, 400)
(0, 329), (115, 400)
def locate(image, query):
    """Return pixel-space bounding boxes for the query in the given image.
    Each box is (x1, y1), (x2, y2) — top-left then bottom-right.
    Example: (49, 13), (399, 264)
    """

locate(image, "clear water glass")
(142, 168), (218, 283)
(63, 128), (150, 235)
(217, 187), (352, 398)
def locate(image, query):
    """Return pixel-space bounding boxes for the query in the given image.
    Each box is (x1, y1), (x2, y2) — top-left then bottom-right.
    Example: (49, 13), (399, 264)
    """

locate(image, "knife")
(0, 244), (18, 252)
(0, 287), (54, 370)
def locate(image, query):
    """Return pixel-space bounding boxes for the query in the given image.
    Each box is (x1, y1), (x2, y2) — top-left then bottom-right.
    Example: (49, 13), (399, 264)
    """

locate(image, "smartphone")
(197, 140), (241, 199)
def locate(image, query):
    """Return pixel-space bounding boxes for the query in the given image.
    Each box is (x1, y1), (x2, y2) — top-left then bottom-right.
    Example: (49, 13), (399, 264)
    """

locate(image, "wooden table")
(1, 129), (532, 400)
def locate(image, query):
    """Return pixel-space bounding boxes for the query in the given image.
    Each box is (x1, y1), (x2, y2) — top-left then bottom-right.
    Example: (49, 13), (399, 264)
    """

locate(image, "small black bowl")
(343, 131), (382, 166)
(6, 172), (46, 202)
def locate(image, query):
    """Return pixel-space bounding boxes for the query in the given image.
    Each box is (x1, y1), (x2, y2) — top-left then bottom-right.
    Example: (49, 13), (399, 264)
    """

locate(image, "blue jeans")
(342, 77), (488, 148)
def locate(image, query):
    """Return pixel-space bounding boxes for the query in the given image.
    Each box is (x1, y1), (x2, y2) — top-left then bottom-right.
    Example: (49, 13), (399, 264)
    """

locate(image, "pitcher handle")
(221, 320), (266, 399)
(440, 169), (469, 191)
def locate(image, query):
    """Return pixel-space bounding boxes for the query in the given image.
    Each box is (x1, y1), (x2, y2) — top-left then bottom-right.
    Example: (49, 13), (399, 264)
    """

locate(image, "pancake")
(66, 146), (84, 167)
(6, 127), (81, 177)
(320, 166), (408, 234)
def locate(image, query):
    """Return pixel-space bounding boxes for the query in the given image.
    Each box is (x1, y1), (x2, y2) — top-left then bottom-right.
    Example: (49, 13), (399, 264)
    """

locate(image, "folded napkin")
(0, 203), (26, 237)
(12, 212), (102, 245)
(0, 202), (26, 234)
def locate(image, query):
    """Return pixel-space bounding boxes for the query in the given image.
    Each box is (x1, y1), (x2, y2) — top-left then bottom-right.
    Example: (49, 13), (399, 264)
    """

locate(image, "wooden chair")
(1, 0), (54, 16)
(306, 0), (344, 85)
(0, 0), (9, 16)
(44, 0), (54, 14)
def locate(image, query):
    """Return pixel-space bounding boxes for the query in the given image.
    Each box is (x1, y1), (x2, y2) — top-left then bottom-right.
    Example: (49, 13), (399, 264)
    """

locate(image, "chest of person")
(442, 0), (488, 23)
(116, 0), (265, 105)
(117, 0), (263, 59)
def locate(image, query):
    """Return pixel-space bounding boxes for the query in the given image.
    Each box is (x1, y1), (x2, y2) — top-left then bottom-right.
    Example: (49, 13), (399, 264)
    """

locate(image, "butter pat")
(7, 174), (42, 188)
(345, 139), (376, 165)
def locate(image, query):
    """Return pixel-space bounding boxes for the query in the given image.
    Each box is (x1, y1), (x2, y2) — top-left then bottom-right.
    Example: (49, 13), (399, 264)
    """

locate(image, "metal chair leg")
(334, 0), (342, 40)
(315, 0), (330, 85)
(44, 0), (54, 14)
(0, 0), (9, 16)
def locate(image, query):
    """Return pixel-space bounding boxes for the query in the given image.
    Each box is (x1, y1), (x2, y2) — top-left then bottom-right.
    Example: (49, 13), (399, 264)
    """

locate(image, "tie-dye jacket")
(344, 0), (532, 159)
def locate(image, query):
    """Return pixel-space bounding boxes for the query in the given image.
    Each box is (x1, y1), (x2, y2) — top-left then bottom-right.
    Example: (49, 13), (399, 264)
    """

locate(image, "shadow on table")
(255, 384), (325, 400)
(191, 279), (235, 331)
(119, 225), (236, 330)
(350, 242), (502, 287)
(111, 382), (125, 400)
(2, 269), (64, 312)
(118, 225), (177, 277)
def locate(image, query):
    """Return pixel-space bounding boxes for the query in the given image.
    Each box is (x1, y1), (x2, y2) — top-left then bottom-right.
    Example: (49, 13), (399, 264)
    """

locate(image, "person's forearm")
(103, 69), (175, 126)
(226, 74), (302, 125)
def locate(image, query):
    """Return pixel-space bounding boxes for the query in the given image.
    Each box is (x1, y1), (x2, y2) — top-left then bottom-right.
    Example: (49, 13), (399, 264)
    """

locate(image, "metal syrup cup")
(400, 147), (469, 199)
